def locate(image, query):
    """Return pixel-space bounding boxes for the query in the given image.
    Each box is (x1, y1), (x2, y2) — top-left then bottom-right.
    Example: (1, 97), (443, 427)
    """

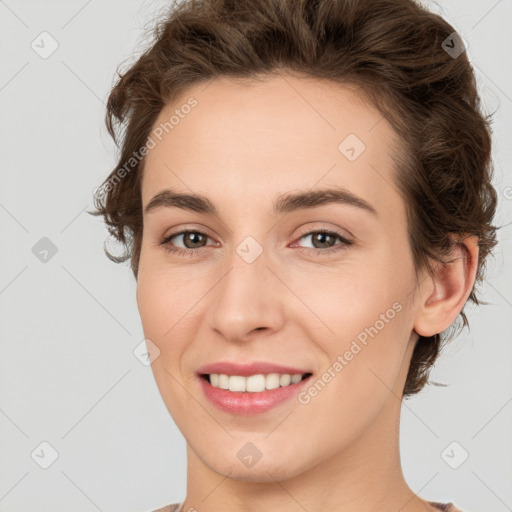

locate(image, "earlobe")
(414, 235), (479, 338)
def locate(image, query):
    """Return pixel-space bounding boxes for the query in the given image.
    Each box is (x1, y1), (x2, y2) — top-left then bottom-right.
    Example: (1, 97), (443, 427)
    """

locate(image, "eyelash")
(158, 228), (353, 258)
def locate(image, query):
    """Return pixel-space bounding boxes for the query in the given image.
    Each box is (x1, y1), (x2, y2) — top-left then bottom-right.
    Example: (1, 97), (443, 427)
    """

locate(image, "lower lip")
(198, 375), (312, 415)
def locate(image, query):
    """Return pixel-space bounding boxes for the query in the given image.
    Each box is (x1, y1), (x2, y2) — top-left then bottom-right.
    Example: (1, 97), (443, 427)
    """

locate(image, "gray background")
(0, 1), (511, 511)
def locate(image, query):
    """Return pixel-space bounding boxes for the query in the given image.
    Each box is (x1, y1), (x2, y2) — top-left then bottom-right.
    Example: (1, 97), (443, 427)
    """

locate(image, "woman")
(90, 0), (498, 510)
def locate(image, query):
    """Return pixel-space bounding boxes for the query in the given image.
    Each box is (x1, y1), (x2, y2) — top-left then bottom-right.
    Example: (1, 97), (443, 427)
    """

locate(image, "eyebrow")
(143, 187), (378, 217)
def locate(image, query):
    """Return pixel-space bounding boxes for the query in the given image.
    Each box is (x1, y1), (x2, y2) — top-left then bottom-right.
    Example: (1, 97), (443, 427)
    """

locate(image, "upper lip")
(197, 361), (312, 377)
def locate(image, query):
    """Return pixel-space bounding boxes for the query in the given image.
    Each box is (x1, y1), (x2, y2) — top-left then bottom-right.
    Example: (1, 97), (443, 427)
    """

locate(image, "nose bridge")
(208, 242), (284, 341)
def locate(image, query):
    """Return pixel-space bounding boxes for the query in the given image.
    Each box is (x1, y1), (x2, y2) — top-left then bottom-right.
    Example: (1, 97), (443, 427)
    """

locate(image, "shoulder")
(429, 502), (463, 512)
(149, 503), (181, 512)
(152, 502), (463, 512)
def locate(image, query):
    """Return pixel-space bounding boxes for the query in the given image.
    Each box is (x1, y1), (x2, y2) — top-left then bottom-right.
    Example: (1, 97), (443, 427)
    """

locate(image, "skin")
(136, 73), (478, 512)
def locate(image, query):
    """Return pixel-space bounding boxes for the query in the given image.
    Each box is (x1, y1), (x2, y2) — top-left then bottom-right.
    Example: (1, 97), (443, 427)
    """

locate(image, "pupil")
(186, 232), (204, 248)
(315, 233), (331, 248)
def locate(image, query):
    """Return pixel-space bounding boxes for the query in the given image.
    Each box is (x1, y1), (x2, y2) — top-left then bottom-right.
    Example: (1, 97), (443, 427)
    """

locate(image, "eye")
(292, 228), (353, 256)
(159, 229), (216, 257)
(159, 228), (353, 257)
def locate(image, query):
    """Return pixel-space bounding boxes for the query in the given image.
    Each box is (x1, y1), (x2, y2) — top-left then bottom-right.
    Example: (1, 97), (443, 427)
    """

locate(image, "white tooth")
(229, 375), (246, 392)
(265, 373), (280, 390)
(218, 374), (229, 389)
(209, 373), (306, 391)
(279, 374), (291, 386)
(246, 374), (266, 392)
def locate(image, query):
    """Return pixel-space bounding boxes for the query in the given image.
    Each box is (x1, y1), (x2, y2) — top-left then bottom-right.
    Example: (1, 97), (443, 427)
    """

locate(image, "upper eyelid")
(294, 226), (352, 241)
(164, 220), (352, 238)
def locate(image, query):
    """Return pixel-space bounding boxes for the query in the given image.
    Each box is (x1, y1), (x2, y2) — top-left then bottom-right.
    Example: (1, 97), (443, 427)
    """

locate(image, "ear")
(414, 234), (479, 338)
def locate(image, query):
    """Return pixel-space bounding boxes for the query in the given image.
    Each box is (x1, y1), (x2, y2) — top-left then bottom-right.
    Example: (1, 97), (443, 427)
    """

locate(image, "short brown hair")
(89, 0), (498, 396)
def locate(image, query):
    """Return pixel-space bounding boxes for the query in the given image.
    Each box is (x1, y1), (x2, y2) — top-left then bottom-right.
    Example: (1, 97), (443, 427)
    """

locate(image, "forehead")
(141, 74), (403, 221)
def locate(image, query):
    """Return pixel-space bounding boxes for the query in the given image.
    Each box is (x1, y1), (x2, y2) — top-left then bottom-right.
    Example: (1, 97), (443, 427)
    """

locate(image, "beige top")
(151, 501), (462, 511)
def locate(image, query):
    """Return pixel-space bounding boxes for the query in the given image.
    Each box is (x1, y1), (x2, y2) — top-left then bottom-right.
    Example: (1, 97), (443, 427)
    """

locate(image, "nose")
(208, 250), (286, 344)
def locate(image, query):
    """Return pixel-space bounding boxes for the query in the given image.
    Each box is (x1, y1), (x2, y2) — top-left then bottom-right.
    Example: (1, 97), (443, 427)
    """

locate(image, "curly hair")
(89, 0), (498, 396)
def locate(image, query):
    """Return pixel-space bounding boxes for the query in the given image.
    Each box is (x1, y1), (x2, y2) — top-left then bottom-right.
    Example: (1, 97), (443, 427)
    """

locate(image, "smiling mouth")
(200, 372), (313, 393)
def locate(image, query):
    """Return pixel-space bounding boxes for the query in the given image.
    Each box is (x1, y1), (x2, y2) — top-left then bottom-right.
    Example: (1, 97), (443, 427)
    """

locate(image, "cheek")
(296, 299), (413, 447)
(136, 262), (213, 372)
(136, 266), (183, 373)
(136, 274), (170, 340)
(136, 267), (201, 420)
(136, 254), (199, 333)
(301, 254), (415, 388)
(290, 255), (408, 337)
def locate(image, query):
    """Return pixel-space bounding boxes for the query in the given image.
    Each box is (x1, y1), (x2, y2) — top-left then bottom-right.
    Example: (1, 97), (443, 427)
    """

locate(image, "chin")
(210, 461), (300, 483)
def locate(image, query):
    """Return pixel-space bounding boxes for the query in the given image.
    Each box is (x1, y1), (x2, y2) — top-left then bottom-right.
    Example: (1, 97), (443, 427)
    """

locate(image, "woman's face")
(137, 74), (422, 481)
